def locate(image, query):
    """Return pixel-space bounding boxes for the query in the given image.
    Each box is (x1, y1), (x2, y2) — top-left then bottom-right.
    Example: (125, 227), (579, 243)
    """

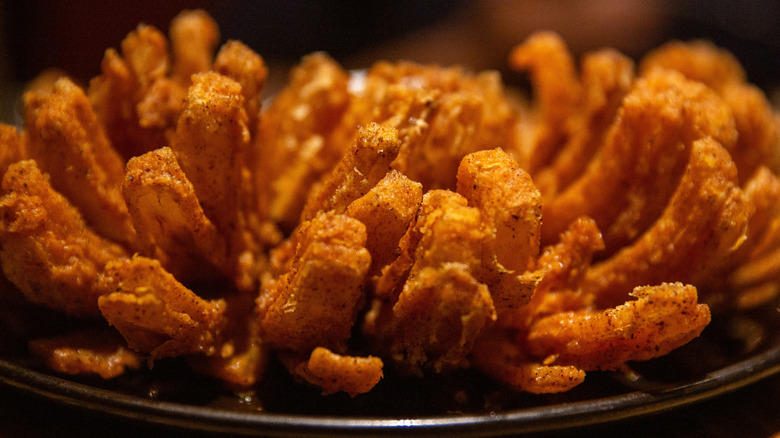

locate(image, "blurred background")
(1, 0), (779, 123)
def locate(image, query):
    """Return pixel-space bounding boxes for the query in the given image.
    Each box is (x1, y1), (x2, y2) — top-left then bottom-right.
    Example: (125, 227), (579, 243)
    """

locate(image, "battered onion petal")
(508, 31), (581, 174)
(255, 52), (350, 232)
(214, 40), (268, 137)
(300, 123), (402, 221)
(259, 212), (371, 355)
(513, 217), (605, 328)
(28, 329), (144, 379)
(389, 264), (495, 374)
(123, 147), (228, 284)
(24, 78), (138, 248)
(720, 83), (780, 182)
(639, 40), (746, 93)
(169, 9), (220, 86)
(170, 71), (266, 291)
(171, 71), (249, 234)
(341, 61), (516, 191)
(471, 328), (585, 394)
(0, 160), (128, 317)
(345, 169), (423, 278)
(371, 191), (496, 374)
(541, 69), (737, 253)
(457, 148), (542, 274)
(97, 256), (226, 359)
(88, 23), (180, 159)
(724, 167), (780, 308)
(456, 148), (542, 317)
(584, 137), (749, 307)
(527, 283), (711, 370)
(532, 49), (635, 197)
(281, 347), (384, 397)
(640, 40), (780, 180)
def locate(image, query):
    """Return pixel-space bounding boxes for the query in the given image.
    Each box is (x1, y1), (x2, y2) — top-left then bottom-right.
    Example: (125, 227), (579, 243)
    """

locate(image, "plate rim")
(1, 339), (779, 437)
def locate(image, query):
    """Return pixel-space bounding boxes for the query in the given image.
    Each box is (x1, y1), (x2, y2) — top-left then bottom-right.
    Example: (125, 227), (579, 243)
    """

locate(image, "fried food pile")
(1, 11), (779, 397)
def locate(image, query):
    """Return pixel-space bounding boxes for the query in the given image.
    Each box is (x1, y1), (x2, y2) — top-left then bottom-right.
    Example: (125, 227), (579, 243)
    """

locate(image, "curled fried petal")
(456, 148), (543, 317)
(339, 69), (440, 153)
(345, 169), (423, 277)
(639, 40), (746, 91)
(170, 71), (267, 291)
(400, 191), (492, 280)
(88, 49), (145, 159)
(389, 264), (495, 374)
(120, 24), (169, 89)
(260, 212), (371, 354)
(457, 148), (542, 273)
(344, 61), (516, 191)
(97, 256), (226, 359)
(397, 92), (487, 191)
(470, 328), (585, 394)
(722, 168), (780, 309)
(256, 52), (350, 231)
(541, 69), (737, 252)
(527, 283), (711, 370)
(169, 9), (220, 85)
(371, 194), (429, 302)
(136, 78), (187, 131)
(0, 161), (128, 317)
(584, 137), (749, 307)
(641, 40), (780, 180)
(300, 123), (401, 221)
(709, 167), (780, 306)
(24, 78), (137, 248)
(28, 329), (144, 379)
(720, 83), (780, 181)
(88, 24), (178, 159)
(171, 72), (250, 233)
(536, 217), (604, 296)
(369, 191), (496, 373)
(123, 147), (227, 284)
(533, 49), (635, 196)
(214, 40), (268, 136)
(508, 31), (581, 173)
(283, 347), (384, 397)
(392, 71), (515, 191)
(372, 190), (482, 303)
(513, 217), (605, 328)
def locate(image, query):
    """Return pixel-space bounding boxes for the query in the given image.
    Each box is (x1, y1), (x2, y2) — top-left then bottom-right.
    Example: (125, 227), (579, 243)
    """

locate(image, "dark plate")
(0, 305), (779, 437)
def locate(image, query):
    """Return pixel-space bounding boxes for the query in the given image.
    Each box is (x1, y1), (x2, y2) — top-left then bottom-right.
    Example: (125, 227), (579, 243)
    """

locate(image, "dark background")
(1, 1), (778, 94)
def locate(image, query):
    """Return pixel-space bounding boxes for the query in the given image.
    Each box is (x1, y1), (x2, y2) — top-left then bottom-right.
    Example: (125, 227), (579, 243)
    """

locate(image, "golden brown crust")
(169, 10), (220, 86)
(259, 212), (371, 355)
(583, 137), (749, 307)
(508, 31), (581, 174)
(470, 328), (586, 394)
(24, 78), (138, 248)
(282, 347), (384, 396)
(4, 14), (778, 396)
(528, 283), (711, 370)
(0, 161), (128, 317)
(97, 256), (226, 359)
(123, 147), (228, 284)
(345, 169), (423, 277)
(255, 52), (351, 232)
(28, 329), (144, 379)
(214, 40), (268, 137)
